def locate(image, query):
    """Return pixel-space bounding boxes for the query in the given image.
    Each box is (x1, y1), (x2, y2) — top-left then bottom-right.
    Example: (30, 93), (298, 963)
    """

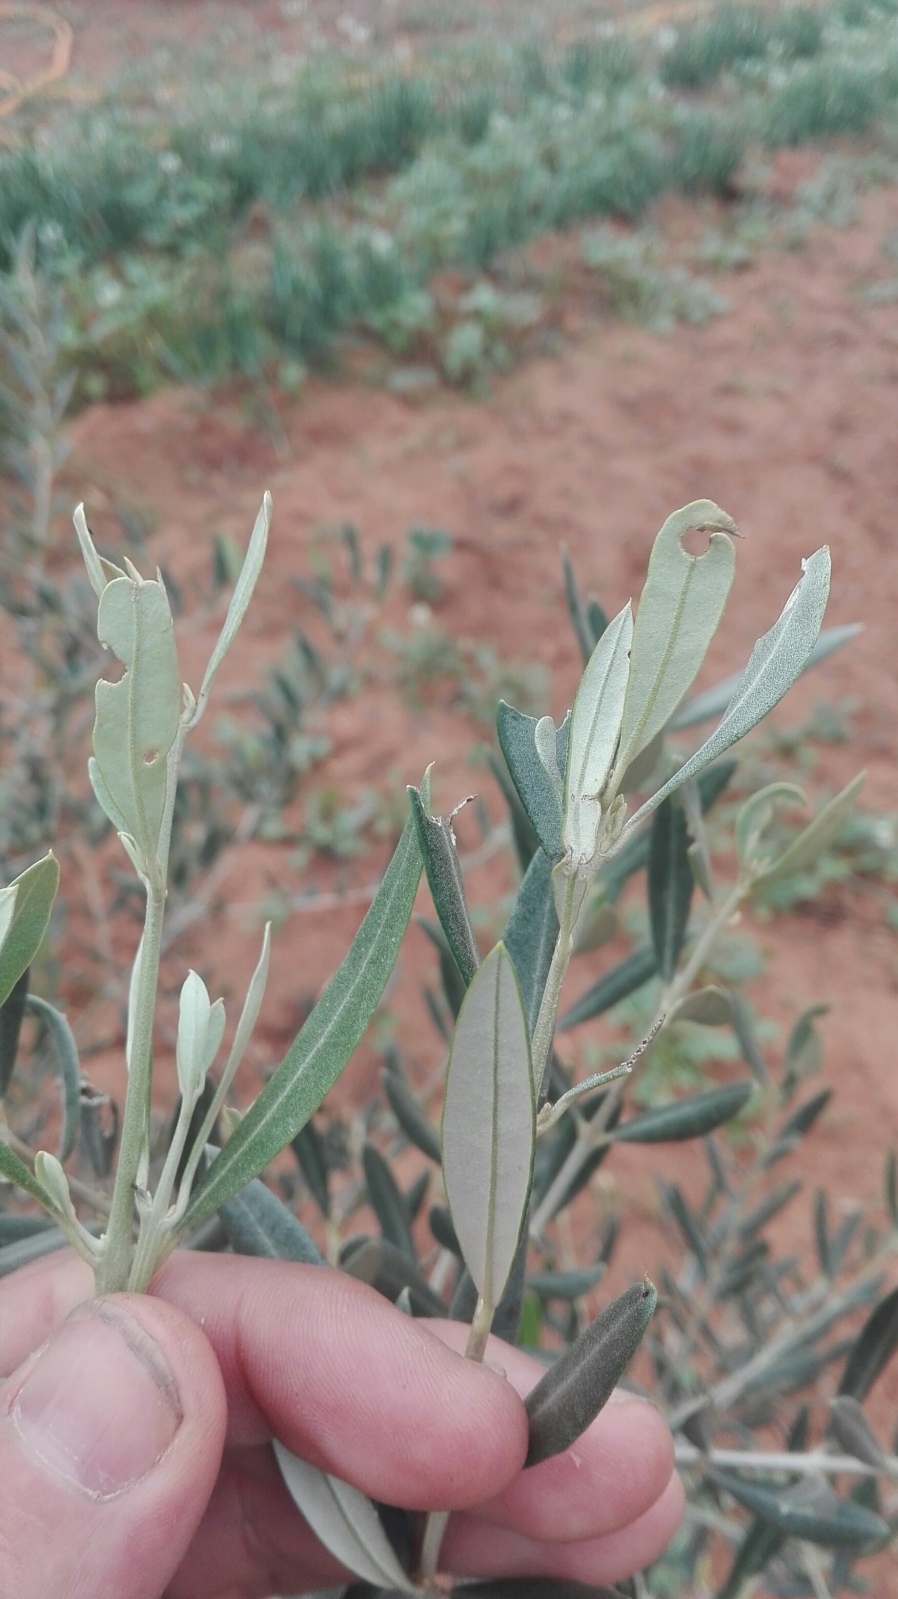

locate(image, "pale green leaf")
(563, 603), (633, 867)
(669, 621), (861, 732)
(0, 1137), (55, 1211)
(73, 503), (125, 598)
(753, 772), (866, 889)
(88, 756), (132, 836)
(176, 970), (213, 1101)
(0, 854), (60, 1010)
(0, 886), (17, 959)
(615, 500), (737, 780)
(629, 548), (831, 830)
(26, 994), (81, 1162)
(204, 997), (226, 1071)
(125, 932), (144, 1074)
(195, 492), (272, 723)
(442, 943), (534, 1312)
(668, 985), (733, 1026)
(273, 1444), (417, 1592)
(93, 577), (182, 861)
(180, 803), (424, 1231)
(735, 782), (806, 868)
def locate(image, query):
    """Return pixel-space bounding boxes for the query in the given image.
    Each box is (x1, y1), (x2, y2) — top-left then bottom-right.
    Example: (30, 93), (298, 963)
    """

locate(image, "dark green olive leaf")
(561, 544), (596, 665)
(181, 796), (425, 1232)
(838, 1284), (898, 1401)
(669, 623), (862, 732)
(342, 1237), (445, 1317)
(404, 1168), (429, 1223)
(497, 702), (571, 861)
(660, 1181), (708, 1271)
(752, 771), (866, 889)
(527, 1264), (606, 1301)
(713, 1472), (889, 1548)
(714, 1238), (768, 1301)
(828, 1396), (887, 1468)
(814, 1188), (832, 1277)
(886, 1149), (898, 1227)
(782, 1004), (828, 1098)
(442, 944), (534, 1312)
(558, 944), (657, 1031)
(273, 1446), (417, 1592)
(615, 499), (737, 779)
(0, 854), (60, 1012)
(525, 1279), (657, 1467)
(408, 784), (479, 986)
(219, 1177), (326, 1265)
(291, 1118), (331, 1218)
(418, 918), (467, 1019)
(738, 1180), (802, 1240)
(0, 1212), (56, 1244)
(362, 1142), (416, 1262)
(587, 600), (608, 646)
(452, 1581), (627, 1599)
(628, 548), (832, 830)
(668, 986), (733, 1026)
(717, 1519), (787, 1599)
(504, 848), (559, 1041)
(429, 1203), (462, 1257)
(729, 992), (767, 1083)
(25, 994), (80, 1164)
(382, 1070), (441, 1164)
(0, 1137), (55, 1211)
(488, 749), (540, 873)
(493, 1227), (529, 1344)
(0, 967), (28, 1098)
(613, 1081), (754, 1145)
(762, 1089), (831, 1170)
(647, 797), (694, 982)
(449, 1265), (479, 1324)
(0, 1225), (71, 1277)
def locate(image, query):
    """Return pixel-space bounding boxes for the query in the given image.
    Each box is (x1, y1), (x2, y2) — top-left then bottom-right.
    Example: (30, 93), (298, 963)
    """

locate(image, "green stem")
(94, 883), (166, 1294)
(530, 878), (747, 1240)
(419, 1295), (494, 1584)
(531, 871), (580, 1104)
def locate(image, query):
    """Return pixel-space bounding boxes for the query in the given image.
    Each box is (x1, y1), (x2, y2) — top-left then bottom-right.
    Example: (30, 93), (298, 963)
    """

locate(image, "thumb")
(0, 1293), (227, 1599)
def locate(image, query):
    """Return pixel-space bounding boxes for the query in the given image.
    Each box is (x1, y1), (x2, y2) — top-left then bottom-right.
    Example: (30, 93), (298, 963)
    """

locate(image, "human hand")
(0, 1249), (682, 1599)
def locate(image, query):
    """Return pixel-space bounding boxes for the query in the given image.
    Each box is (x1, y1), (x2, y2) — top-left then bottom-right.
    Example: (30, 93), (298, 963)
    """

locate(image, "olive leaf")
(273, 1444), (417, 1593)
(0, 853), (60, 1011)
(408, 782), (479, 986)
(837, 1284), (898, 1402)
(503, 848), (559, 1040)
(181, 800), (424, 1231)
(219, 1177), (326, 1265)
(562, 602), (633, 869)
(735, 783), (807, 869)
(614, 499), (737, 781)
(668, 986), (733, 1026)
(558, 944), (657, 1031)
(382, 1069), (441, 1164)
(668, 621), (862, 732)
(362, 1142), (416, 1261)
(627, 547), (831, 831)
(194, 492), (271, 723)
(25, 994), (81, 1163)
(713, 1472), (889, 1548)
(92, 573), (182, 865)
(752, 771), (866, 889)
(524, 1279), (657, 1466)
(497, 704), (571, 860)
(0, 968), (29, 1098)
(612, 1081), (754, 1144)
(442, 943), (535, 1314)
(647, 796), (694, 981)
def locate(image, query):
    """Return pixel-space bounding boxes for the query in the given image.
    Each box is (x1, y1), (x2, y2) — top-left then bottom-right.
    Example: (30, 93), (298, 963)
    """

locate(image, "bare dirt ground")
(5, 0), (898, 1443)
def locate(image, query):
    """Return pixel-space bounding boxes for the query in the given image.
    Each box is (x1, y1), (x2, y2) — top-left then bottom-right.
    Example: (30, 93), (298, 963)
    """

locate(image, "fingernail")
(12, 1299), (182, 1498)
